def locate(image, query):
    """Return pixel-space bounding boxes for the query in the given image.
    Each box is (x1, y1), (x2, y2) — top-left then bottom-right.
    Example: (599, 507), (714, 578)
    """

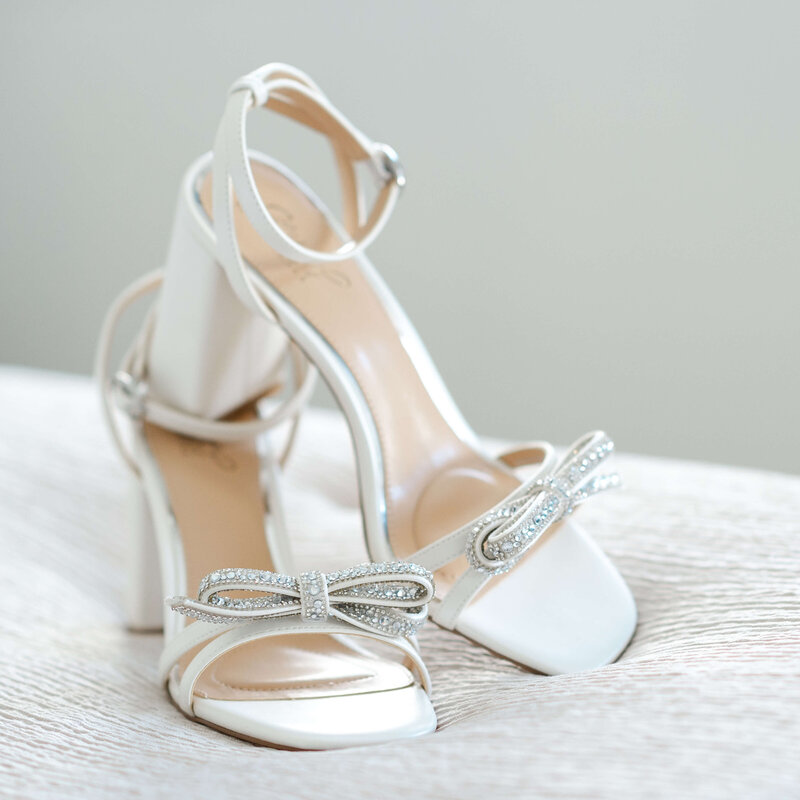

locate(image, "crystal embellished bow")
(168, 561), (434, 639)
(466, 431), (621, 575)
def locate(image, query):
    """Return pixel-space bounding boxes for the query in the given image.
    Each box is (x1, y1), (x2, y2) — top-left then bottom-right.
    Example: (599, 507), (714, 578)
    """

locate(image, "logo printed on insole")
(260, 204), (352, 288)
(177, 438), (239, 472)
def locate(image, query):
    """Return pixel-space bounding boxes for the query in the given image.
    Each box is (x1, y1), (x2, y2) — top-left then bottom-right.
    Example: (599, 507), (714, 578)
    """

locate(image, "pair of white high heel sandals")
(97, 63), (637, 750)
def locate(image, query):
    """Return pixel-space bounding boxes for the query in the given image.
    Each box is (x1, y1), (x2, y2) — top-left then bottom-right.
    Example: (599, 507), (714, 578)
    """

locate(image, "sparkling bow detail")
(167, 561), (434, 639)
(466, 431), (621, 575)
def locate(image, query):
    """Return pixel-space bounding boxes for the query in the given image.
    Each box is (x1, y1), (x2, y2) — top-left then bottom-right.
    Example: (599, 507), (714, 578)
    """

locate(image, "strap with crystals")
(409, 431), (622, 629)
(466, 431), (620, 575)
(168, 561), (434, 640)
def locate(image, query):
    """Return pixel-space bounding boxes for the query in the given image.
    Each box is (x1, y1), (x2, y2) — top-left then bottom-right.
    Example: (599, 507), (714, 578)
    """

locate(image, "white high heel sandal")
(96, 252), (437, 747)
(193, 62), (638, 674)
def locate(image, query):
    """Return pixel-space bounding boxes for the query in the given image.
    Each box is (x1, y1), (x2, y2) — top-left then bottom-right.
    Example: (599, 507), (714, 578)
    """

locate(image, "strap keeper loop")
(229, 74), (269, 107)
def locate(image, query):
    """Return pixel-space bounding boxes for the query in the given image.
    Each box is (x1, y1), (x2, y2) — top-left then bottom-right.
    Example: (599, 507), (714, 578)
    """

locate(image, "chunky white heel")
(96, 224), (437, 747)
(124, 475), (162, 632)
(194, 62), (637, 674)
(147, 163), (292, 422)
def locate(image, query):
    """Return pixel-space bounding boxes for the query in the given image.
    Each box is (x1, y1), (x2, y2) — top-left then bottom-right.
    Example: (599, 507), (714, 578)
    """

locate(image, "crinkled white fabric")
(1, 367), (798, 799)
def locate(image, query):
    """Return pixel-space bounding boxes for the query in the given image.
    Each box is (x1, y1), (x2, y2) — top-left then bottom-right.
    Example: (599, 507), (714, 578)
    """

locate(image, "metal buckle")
(374, 143), (406, 189)
(111, 371), (147, 419)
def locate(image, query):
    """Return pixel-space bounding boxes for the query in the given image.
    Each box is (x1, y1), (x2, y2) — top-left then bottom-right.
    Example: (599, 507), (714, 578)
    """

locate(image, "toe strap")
(160, 617), (433, 716)
(409, 431), (622, 629)
(159, 560), (435, 715)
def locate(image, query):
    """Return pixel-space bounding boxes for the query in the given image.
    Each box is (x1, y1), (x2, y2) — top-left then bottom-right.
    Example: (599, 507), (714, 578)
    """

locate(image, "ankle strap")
(95, 270), (316, 475)
(212, 63), (403, 310)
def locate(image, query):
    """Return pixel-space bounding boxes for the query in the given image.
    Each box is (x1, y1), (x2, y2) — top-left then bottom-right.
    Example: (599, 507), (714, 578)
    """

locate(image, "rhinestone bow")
(168, 561), (434, 639)
(466, 431), (621, 575)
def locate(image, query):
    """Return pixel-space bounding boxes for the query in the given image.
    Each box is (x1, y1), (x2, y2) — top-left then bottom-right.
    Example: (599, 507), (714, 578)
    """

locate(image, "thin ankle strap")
(212, 63), (404, 313)
(95, 270), (315, 474)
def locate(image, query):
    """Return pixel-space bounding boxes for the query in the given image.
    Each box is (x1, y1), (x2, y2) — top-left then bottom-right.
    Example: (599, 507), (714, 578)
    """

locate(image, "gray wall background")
(1, 1), (798, 473)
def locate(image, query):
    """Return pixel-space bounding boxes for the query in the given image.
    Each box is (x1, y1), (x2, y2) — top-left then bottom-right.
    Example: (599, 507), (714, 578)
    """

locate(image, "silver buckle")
(111, 371), (147, 419)
(374, 143), (406, 189)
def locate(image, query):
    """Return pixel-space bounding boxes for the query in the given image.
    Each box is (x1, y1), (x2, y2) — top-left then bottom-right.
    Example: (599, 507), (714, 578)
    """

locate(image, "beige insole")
(197, 163), (523, 593)
(144, 406), (413, 701)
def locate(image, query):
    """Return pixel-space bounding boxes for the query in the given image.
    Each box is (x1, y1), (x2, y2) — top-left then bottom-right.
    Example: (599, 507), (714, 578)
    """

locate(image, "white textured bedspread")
(1, 368), (798, 799)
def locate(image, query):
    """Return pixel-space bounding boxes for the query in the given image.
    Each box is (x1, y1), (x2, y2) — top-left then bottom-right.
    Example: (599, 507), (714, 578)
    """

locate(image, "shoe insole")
(143, 406), (414, 701)
(197, 163), (524, 595)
